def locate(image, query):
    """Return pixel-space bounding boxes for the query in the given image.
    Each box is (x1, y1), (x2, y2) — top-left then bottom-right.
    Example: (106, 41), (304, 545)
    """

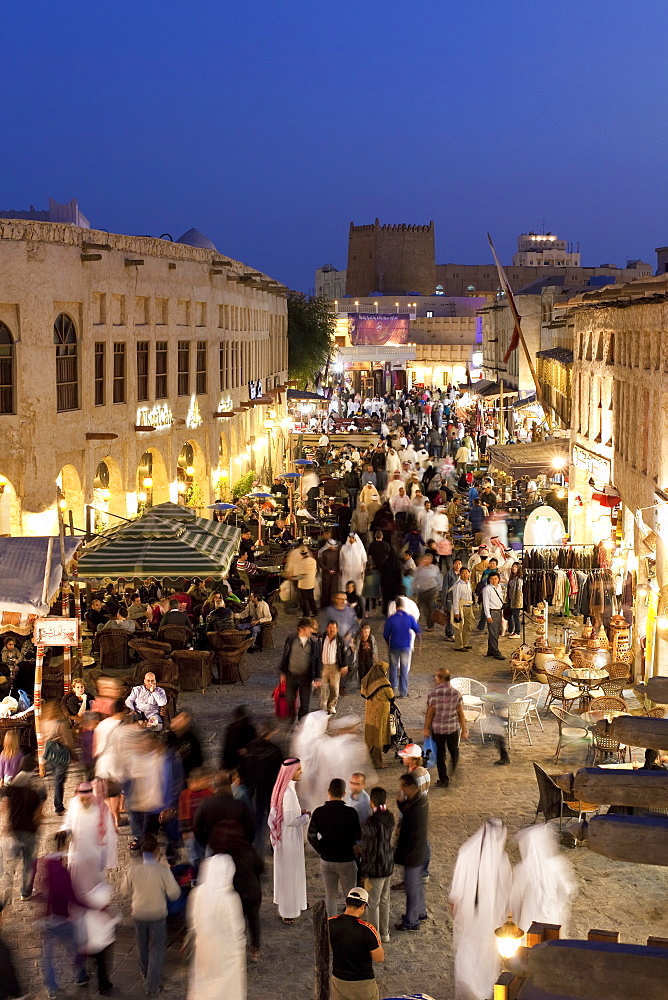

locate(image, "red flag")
(487, 233), (522, 363)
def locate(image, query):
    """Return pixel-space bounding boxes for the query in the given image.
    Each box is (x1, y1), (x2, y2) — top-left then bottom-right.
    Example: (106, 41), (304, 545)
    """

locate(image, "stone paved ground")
(4, 606), (668, 1000)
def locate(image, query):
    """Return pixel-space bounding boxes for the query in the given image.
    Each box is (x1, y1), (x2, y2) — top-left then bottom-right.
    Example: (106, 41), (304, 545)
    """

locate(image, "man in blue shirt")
(383, 602), (421, 698)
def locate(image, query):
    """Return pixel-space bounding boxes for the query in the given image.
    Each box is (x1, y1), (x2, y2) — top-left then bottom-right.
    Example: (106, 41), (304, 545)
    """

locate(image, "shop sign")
(248, 379), (264, 400)
(186, 397), (203, 429)
(136, 404), (173, 430)
(33, 618), (79, 646)
(571, 444), (610, 484)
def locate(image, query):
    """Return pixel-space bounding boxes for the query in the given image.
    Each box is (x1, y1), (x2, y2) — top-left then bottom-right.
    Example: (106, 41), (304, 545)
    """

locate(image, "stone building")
(512, 231), (580, 267)
(315, 264), (346, 299)
(332, 294), (483, 392)
(0, 219), (288, 536)
(567, 276), (668, 676)
(434, 258), (652, 297)
(346, 219), (435, 297)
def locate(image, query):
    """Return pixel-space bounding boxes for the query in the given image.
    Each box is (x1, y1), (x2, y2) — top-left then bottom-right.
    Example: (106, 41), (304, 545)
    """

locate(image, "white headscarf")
(187, 854), (246, 1000)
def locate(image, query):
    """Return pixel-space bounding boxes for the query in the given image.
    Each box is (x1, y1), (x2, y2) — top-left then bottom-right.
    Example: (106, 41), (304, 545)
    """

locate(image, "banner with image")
(348, 313), (410, 346)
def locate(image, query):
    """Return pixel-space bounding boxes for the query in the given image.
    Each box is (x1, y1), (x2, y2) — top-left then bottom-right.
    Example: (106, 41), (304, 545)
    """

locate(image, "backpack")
(44, 738), (71, 770)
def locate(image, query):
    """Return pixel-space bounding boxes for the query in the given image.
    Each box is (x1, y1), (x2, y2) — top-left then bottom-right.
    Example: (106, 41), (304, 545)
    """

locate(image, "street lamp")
(494, 913), (524, 960)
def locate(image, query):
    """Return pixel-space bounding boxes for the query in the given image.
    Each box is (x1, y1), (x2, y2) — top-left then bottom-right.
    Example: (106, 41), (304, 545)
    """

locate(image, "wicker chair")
(96, 630), (130, 672)
(599, 677), (627, 698)
(533, 762), (580, 824)
(129, 658), (180, 689)
(156, 624), (192, 652)
(206, 630), (248, 650)
(646, 706), (666, 718)
(171, 649), (214, 693)
(589, 696), (628, 713)
(128, 638), (171, 661)
(542, 658), (568, 677)
(544, 672), (580, 715)
(42, 665), (65, 700)
(591, 730), (626, 766)
(608, 661), (631, 681)
(208, 635), (253, 684)
(510, 653), (533, 683)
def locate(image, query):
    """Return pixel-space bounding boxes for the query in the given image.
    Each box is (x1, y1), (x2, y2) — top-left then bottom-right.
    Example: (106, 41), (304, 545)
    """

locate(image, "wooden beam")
(635, 676), (668, 704)
(556, 767), (668, 809)
(85, 432), (118, 441)
(588, 814), (668, 865)
(588, 929), (619, 944)
(521, 939), (668, 1000)
(596, 716), (668, 750)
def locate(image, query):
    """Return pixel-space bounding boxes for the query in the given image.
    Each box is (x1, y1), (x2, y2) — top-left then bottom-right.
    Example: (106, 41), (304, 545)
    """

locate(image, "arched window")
(54, 314), (78, 411)
(0, 322), (14, 414)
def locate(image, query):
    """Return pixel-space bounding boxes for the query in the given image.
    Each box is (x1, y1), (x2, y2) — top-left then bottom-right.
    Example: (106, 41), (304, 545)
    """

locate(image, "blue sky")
(3, 0), (667, 289)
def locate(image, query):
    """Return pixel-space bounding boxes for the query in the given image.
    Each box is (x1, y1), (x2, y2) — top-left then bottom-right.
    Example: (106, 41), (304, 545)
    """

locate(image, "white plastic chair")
(508, 681), (545, 731)
(451, 676), (487, 708)
(506, 699), (533, 747)
(462, 705), (486, 744)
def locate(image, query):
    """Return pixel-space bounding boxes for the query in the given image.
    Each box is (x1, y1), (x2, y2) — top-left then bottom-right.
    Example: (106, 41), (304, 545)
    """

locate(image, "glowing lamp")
(177, 481), (187, 494)
(494, 914), (524, 959)
(58, 498), (67, 511)
(551, 456), (566, 470)
(142, 477), (153, 489)
(268, 409), (277, 419)
(603, 538), (615, 551)
(218, 469), (229, 479)
(627, 553), (639, 572)
(264, 419), (275, 429)
(186, 465), (195, 477)
(137, 491), (147, 503)
(0, 474), (8, 491)
(101, 488), (111, 500)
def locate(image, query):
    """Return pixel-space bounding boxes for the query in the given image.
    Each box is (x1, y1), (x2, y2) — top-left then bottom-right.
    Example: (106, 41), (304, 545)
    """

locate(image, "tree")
(287, 293), (336, 386)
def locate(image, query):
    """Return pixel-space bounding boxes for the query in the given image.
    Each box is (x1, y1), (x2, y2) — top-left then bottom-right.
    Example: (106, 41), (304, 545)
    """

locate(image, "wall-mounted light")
(101, 488), (111, 501)
(142, 476), (153, 489)
(0, 474), (7, 495)
(137, 491), (147, 503)
(186, 465), (195, 477)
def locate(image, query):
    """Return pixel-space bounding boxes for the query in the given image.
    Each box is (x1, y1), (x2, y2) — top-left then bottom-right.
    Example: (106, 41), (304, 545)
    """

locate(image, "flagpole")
(487, 234), (552, 432)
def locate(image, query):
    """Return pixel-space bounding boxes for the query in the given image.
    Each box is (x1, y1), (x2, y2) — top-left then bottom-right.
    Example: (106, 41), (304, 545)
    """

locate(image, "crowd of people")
(0, 385), (567, 1000)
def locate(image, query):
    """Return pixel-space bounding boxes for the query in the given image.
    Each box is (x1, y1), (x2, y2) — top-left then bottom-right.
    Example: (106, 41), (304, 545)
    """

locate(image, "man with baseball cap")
(328, 885), (384, 1000)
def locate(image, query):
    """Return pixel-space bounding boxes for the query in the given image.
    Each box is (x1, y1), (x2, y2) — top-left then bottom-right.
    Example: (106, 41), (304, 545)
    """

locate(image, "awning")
(512, 392), (537, 409)
(467, 379), (520, 399)
(0, 536), (82, 616)
(287, 389), (328, 401)
(536, 347), (574, 364)
(77, 508), (240, 579)
(486, 440), (569, 477)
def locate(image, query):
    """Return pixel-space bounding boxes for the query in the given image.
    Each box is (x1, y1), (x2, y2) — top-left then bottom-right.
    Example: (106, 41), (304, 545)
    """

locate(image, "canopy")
(486, 440), (569, 477)
(287, 388), (327, 401)
(0, 536), (82, 617)
(77, 506), (241, 579)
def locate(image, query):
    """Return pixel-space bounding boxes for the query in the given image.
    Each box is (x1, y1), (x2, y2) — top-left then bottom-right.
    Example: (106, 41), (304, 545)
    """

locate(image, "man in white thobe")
(339, 533), (367, 595)
(510, 824), (576, 938)
(62, 782), (117, 897)
(450, 819), (511, 1000)
(269, 759), (310, 923)
(187, 853), (246, 1000)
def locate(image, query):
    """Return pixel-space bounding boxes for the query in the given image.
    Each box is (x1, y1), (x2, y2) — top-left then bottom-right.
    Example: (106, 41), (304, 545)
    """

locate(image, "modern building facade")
(512, 232), (580, 267)
(0, 218), (288, 536)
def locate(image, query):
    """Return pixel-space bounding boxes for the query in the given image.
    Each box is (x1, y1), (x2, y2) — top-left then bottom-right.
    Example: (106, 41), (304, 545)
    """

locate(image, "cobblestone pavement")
(4, 606), (668, 1000)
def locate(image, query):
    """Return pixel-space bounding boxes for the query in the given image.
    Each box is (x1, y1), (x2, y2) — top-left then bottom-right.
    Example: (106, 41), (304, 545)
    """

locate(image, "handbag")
(273, 678), (291, 719)
(44, 738), (71, 769)
(422, 735), (437, 768)
(432, 608), (447, 625)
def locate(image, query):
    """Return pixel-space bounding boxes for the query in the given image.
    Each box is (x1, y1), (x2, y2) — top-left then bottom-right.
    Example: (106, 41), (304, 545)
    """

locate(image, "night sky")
(3, 0), (667, 291)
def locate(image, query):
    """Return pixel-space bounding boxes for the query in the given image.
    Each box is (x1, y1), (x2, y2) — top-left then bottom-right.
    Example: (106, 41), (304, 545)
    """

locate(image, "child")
(177, 766), (214, 869)
(0, 730), (24, 786)
(1, 638), (22, 680)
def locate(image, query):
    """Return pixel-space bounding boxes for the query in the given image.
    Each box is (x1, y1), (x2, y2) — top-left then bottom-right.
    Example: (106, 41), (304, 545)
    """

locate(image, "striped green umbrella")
(77, 508), (240, 579)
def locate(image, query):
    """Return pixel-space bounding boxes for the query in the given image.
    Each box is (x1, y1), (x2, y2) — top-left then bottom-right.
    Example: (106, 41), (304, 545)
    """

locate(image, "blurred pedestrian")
(124, 833), (180, 997)
(0, 753), (45, 901)
(359, 787), (394, 943)
(394, 772), (428, 932)
(212, 819), (264, 962)
(34, 831), (88, 999)
(187, 852), (246, 999)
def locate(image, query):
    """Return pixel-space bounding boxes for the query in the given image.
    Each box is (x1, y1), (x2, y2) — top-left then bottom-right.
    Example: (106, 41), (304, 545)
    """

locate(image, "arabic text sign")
(33, 618), (80, 647)
(348, 314), (410, 346)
